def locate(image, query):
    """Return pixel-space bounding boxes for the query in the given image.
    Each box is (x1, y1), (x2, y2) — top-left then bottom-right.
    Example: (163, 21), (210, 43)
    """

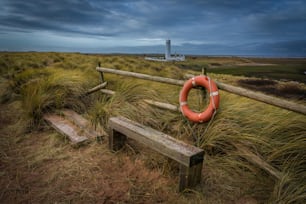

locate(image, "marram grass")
(1, 52), (305, 203)
(19, 67), (98, 127)
(89, 74), (306, 203)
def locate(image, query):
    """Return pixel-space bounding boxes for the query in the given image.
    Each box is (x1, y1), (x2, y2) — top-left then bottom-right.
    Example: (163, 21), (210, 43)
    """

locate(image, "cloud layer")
(1, 0), (306, 56)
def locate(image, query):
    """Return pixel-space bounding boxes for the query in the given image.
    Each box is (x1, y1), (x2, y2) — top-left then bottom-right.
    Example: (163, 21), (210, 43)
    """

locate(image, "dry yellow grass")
(1, 52), (305, 203)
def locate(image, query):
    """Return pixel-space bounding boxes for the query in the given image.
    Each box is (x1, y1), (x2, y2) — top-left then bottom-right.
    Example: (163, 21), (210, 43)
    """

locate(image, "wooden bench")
(108, 116), (204, 191)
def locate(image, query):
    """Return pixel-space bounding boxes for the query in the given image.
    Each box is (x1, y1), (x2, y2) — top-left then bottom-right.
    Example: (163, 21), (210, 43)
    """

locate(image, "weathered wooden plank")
(61, 109), (88, 128)
(61, 109), (106, 139)
(96, 67), (306, 115)
(143, 99), (179, 111)
(43, 114), (88, 144)
(85, 82), (107, 95)
(109, 129), (127, 151)
(97, 67), (184, 86)
(179, 162), (203, 191)
(216, 81), (306, 115)
(235, 144), (282, 179)
(109, 116), (204, 167)
(100, 89), (115, 95)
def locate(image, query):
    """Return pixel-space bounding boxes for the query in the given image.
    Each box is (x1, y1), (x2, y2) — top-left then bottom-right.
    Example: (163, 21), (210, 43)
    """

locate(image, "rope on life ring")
(179, 75), (220, 123)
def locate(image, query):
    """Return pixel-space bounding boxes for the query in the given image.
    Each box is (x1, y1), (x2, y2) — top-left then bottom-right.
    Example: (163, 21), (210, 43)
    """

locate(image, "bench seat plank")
(109, 117), (204, 167)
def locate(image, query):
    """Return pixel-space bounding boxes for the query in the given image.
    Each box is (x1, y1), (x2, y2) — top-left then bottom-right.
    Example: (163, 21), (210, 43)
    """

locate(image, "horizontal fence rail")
(97, 67), (184, 86)
(96, 67), (306, 115)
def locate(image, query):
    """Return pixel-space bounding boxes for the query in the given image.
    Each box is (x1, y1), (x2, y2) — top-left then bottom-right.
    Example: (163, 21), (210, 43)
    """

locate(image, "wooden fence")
(96, 67), (306, 115)
(93, 66), (289, 180)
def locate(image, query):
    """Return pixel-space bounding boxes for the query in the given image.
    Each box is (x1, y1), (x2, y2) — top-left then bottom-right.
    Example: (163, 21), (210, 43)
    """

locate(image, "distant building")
(145, 39), (185, 62)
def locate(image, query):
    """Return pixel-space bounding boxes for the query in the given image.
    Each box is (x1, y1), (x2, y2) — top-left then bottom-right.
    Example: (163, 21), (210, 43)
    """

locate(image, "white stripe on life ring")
(180, 101), (187, 106)
(210, 91), (219, 97)
(192, 77), (196, 87)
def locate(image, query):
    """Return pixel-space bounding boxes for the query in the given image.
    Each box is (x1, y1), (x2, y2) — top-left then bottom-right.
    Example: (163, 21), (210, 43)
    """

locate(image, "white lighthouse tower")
(165, 39), (171, 60)
(145, 39), (185, 61)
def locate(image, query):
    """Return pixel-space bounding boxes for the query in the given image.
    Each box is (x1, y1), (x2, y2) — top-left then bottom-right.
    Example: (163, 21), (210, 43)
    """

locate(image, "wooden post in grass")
(109, 129), (127, 151)
(98, 62), (105, 83)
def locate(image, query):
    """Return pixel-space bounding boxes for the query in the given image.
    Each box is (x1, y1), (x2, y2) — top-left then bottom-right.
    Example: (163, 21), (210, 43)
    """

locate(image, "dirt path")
(0, 103), (185, 203)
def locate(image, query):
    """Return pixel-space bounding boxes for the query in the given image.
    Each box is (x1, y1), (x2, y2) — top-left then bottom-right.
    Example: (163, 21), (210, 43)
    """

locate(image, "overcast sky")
(0, 0), (306, 56)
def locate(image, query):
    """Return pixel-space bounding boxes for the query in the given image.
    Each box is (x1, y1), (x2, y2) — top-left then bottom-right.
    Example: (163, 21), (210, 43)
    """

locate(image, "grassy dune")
(0, 52), (306, 203)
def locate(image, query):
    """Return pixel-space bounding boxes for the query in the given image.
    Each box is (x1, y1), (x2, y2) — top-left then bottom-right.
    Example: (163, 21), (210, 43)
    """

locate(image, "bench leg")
(109, 129), (127, 151)
(179, 162), (203, 192)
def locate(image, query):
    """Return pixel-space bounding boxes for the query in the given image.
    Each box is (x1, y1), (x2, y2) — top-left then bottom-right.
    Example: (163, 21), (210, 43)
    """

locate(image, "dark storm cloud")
(0, 0), (305, 56)
(0, 0), (117, 36)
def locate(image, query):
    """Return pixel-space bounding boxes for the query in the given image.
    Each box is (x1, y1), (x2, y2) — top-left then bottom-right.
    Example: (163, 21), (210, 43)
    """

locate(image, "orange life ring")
(179, 75), (220, 123)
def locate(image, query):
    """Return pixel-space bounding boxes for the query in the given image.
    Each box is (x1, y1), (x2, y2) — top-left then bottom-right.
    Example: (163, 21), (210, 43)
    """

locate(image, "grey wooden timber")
(61, 109), (106, 140)
(44, 110), (106, 145)
(44, 114), (88, 144)
(85, 82), (107, 95)
(109, 116), (204, 191)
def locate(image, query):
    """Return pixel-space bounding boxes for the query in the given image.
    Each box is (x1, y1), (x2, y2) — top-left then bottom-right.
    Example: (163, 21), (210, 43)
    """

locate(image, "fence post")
(98, 62), (105, 83)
